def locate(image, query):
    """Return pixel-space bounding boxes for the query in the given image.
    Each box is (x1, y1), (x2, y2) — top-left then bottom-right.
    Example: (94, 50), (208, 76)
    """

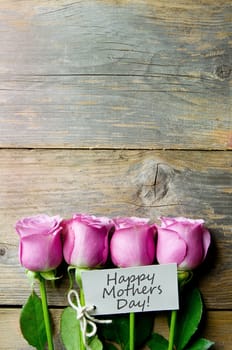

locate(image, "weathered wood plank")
(0, 75), (231, 149)
(0, 149), (231, 308)
(0, 309), (231, 350)
(1, 0), (231, 77)
(0, 2), (230, 348)
(0, 0), (231, 149)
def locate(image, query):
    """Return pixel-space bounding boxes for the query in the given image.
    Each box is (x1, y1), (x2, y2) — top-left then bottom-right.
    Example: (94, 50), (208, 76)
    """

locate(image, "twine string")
(68, 289), (112, 348)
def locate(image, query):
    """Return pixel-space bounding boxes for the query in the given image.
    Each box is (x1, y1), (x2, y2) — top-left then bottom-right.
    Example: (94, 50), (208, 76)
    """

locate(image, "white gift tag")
(81, 263), (179, 315)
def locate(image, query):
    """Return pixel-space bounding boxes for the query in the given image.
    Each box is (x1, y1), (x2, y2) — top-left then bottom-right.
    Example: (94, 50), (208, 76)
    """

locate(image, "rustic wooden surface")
(0, 0), (231, 149)
(1, 149), (231, 308)
(0, 0), (231, 349)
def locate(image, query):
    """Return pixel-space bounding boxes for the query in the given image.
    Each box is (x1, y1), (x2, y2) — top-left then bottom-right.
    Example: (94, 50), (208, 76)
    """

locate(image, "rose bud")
(15, 214), (63, 272)
(110, 217), (156, 267)
(156, 217), (211, 270)
(62, 213), (114, 268)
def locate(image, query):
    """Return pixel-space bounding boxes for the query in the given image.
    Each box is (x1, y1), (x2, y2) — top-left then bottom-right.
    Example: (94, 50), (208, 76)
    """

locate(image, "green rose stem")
(38, 276), (54, 350)
(167, 270), (193, 350)
(75, 269), (86, 350)
(129, 312), (135, 350)
(168, 309), (177, 350)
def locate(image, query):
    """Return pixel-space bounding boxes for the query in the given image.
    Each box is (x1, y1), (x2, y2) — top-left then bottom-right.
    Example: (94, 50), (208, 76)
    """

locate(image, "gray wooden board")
(0, 149), (231, 308)
(0, 2), (231, 348)
(0, 0), (231, 149)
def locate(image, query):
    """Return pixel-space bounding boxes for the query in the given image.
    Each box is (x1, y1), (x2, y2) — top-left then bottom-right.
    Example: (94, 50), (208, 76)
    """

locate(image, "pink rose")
(62, 213), (114, 268)
(156, 217), (211, 270)
(110, 217), (156, 267)
(15, 214), (63, 272)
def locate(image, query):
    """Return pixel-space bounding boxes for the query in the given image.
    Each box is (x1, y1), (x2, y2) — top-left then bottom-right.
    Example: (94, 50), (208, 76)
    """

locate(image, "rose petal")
(178, 224), (205, 269)
(72, 213), (114, 230)
(15, 214), (62, 237)
(20, 230), (62, 271)
(110, 226), (155, 267)
(202, 227), (211, 260)
(62, 219), (109, 267)
(159, 217), (204, 229)
(156, 228), (187, 265)
(62, 219), (75, 265)
(113, 217), (150, 229)
(77, 226), (108, 267)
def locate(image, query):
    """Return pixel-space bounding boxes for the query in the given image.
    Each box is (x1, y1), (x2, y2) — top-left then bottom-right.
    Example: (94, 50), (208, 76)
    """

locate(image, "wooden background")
(0, 1), (231, 349)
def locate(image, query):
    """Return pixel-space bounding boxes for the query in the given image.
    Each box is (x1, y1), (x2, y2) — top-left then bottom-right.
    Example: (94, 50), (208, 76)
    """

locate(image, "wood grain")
(1, 309), (231, 350)
(0, 149), (231, 308)
(0, 0), (231, 149)
(0, 1), (231, 348)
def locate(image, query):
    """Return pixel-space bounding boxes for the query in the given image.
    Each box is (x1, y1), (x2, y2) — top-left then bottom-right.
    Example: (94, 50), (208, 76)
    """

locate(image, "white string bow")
(67, 289), (112, 349)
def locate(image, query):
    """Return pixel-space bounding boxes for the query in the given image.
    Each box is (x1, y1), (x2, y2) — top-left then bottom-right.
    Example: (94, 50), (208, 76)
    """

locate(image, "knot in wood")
(0, 247), (6, 256)
(215, 64), (231, 80)
(134, 160), (176, 205)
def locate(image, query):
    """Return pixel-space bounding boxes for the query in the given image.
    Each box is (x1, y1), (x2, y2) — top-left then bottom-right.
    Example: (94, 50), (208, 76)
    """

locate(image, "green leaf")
(98, 314), (129, 348)
(40, 270), (62, 281)
(135, 313), (154, 347)
(186, 338), (214, 350)
(89, 335), (103, 350)
(174, 288), (203, 350)
(20, 291), (47, 350)
(25, 270), (39, 288)
(60, 307), (82, 350)
(102, 344), (118, 350)
(61, 308), (105, 350)
(67, 266), (76, 289)
(146, 333), (168, 350)
(98, 313), (154, 349)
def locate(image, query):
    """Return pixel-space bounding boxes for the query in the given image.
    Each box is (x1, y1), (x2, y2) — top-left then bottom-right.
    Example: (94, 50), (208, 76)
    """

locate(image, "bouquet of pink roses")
(15, 213), (213, 350)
